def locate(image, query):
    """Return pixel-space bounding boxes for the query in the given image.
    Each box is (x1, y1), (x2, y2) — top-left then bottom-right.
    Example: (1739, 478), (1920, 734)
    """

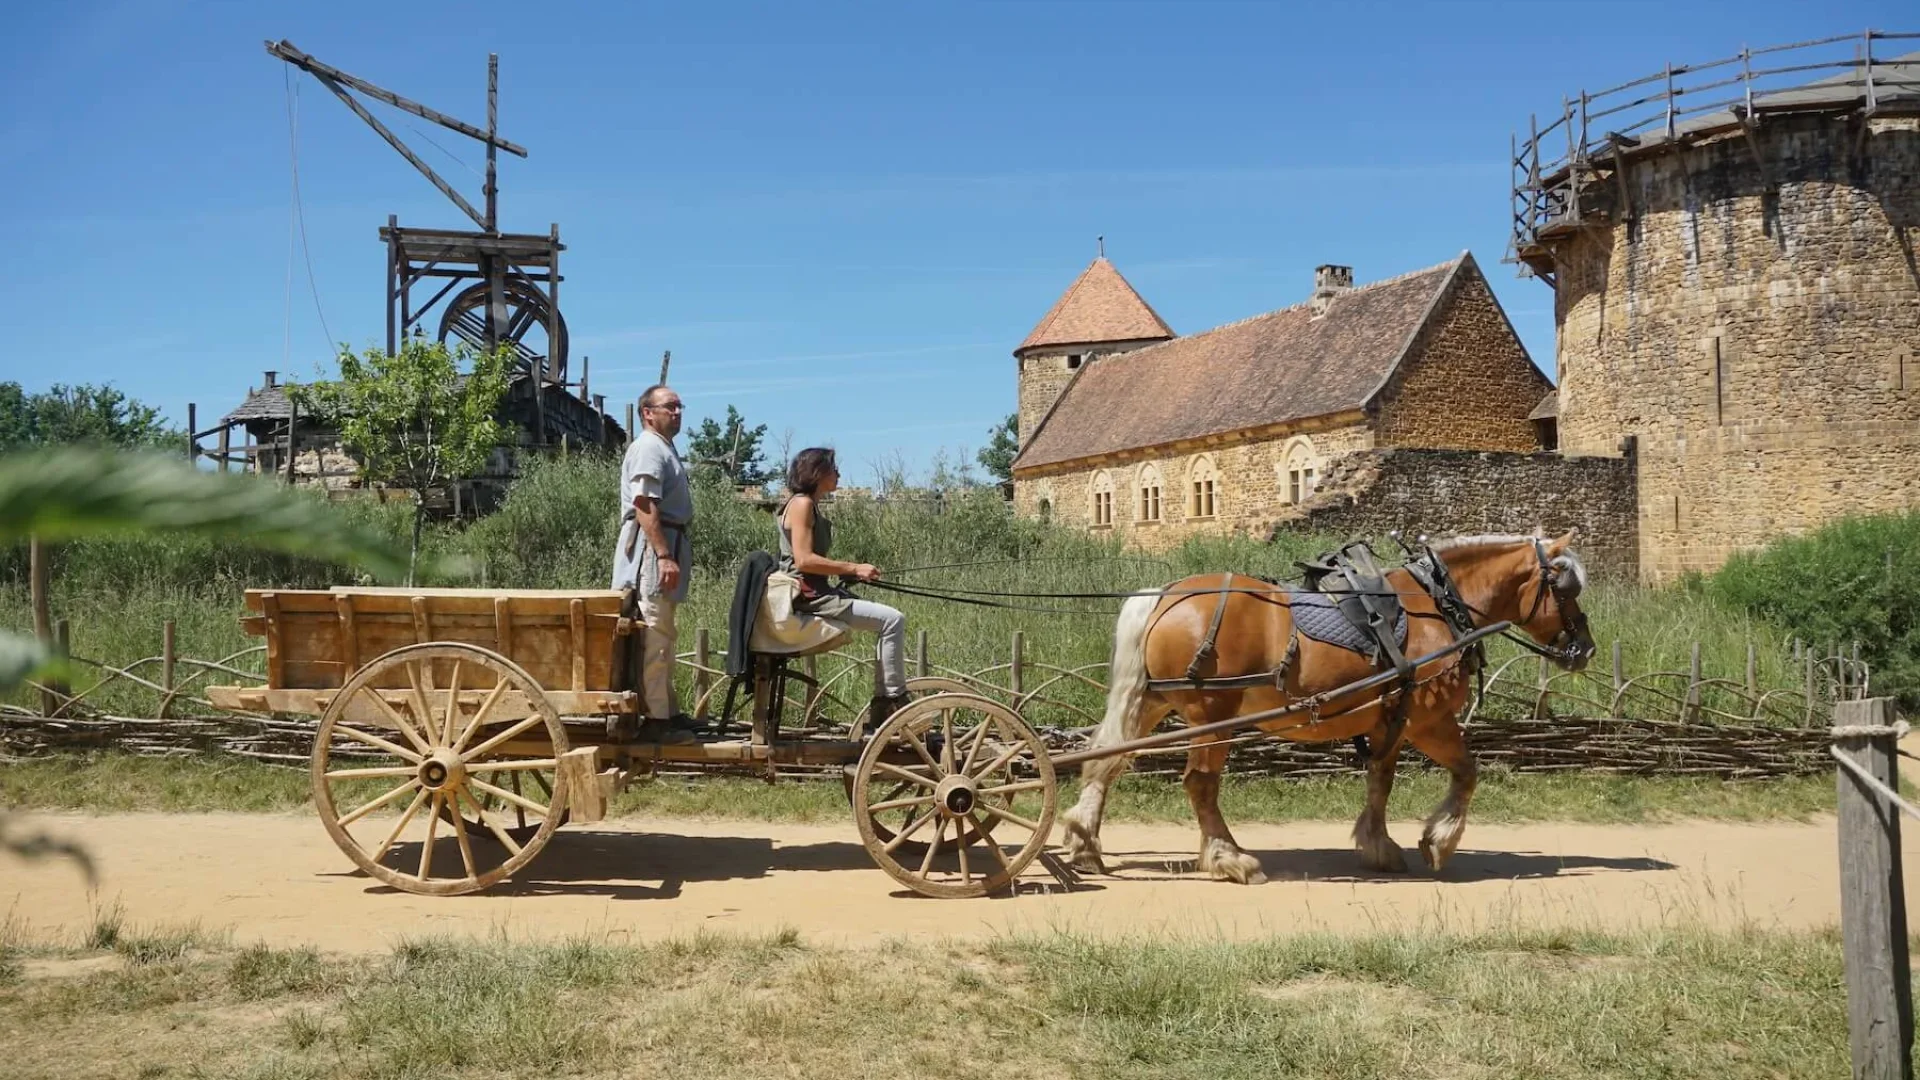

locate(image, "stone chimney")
(1310, 264), (1353, 316)
(263, 370), (278, 389)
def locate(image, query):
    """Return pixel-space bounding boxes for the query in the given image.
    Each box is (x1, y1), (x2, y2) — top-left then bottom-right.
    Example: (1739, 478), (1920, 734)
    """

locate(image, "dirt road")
(5, 812), (1907, 952)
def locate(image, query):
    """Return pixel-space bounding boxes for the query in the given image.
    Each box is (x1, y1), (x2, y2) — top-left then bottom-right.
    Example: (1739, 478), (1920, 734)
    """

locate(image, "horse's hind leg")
(1186, 737), (1266, 885)
(1060, 693), (1162, 874)
(1352, 725), (1407, 872)
(1406, 715), (1477, 873)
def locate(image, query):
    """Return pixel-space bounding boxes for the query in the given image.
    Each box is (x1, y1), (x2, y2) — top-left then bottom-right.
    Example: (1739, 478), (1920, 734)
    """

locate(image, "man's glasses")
(645, 402), (685, 412)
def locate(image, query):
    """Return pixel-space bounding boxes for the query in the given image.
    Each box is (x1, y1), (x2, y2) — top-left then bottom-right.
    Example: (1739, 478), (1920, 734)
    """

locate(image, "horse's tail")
(1080, 590), (1159, 783)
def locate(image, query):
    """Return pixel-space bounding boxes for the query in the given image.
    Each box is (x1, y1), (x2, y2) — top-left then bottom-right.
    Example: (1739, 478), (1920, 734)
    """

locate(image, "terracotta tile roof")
(1016, 257), (1175, 354)
(1013, 254), (1470, 472)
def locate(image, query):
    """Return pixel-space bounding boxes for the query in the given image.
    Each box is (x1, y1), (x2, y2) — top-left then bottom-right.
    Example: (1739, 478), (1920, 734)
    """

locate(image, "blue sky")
(1, 1), (1906, 484)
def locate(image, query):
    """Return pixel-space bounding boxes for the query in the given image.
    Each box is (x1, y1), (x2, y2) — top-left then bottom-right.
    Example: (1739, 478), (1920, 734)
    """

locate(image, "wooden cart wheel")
(312, 642), (570, 897)
(851, 692), (1056, 899)
(842, 677), (999, 855)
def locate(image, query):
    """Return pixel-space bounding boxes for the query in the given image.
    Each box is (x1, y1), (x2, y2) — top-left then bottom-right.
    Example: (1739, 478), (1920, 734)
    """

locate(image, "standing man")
(613, 384), (696, 742)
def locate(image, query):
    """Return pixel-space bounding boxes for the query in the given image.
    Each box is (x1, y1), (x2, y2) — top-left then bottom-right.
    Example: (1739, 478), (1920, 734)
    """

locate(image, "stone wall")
(1374, 265), (1552, 452)
(1547, 115), (1920, 581)
(1015, 341), (1159, 450)
(1269, 448), (1640, 579)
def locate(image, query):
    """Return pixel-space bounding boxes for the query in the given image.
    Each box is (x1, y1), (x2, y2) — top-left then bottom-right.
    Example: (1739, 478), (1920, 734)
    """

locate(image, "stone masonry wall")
(1016, 341), (1159, 450)
(1270, 448), (1640, 579)
(1549, 115), (1920, 581)
(1373, 265), (1552, 452)
(1014, 420), (1374, 551)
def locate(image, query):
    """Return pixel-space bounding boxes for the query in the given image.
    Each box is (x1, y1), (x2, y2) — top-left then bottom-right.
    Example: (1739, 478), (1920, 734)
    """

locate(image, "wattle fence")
(1, 617), (1870, 781)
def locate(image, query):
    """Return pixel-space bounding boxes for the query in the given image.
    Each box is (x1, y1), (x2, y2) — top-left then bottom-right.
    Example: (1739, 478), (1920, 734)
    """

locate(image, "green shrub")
(1705, 509), (1920, 706)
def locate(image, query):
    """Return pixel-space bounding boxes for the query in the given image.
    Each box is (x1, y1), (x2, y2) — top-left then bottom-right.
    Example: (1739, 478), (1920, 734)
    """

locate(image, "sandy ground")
(6, 810), (1913, 953)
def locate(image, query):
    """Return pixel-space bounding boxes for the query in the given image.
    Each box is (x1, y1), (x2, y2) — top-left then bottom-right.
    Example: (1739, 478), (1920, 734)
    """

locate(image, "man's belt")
(621, 508), (691, 559)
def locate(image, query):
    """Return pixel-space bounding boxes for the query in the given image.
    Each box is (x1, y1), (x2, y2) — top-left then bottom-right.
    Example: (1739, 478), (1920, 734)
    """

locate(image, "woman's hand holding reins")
(852, 563), (881, 582)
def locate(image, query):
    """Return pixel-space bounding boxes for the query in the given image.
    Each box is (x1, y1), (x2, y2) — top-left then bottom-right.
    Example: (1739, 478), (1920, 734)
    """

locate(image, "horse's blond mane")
(1428, 532), (1588, 589)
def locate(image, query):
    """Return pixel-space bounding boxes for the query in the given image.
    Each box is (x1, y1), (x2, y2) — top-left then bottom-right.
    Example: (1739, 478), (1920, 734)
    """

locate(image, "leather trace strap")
(1183, 572), (1236, 683)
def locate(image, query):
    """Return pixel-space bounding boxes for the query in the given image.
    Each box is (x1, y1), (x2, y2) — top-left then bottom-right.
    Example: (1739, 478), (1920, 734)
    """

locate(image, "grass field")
(0, 751), (1843, 825)
(0, 912), (1855, 1079)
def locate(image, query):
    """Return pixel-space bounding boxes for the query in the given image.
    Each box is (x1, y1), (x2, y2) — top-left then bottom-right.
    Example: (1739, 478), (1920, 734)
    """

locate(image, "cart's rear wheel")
(313, 643), (569, 896)
(850, 692), (1056, 899)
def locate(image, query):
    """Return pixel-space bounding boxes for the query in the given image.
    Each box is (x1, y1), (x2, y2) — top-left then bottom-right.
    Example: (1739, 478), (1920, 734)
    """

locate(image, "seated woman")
(777, 447), (911, 732)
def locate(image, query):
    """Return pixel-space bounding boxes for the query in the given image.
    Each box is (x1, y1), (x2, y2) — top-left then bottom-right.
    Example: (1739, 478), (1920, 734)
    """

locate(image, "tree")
(686, 405), (773, 487)
(0, 445), (408, 878)
(290, 338), (513, 583)
(0, 381), (176, 451)
(977, 412), (1018, 487)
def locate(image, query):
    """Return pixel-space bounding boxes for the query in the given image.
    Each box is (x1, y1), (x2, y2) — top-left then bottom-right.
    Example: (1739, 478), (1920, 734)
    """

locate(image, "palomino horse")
(1058, 531), (1597, 883)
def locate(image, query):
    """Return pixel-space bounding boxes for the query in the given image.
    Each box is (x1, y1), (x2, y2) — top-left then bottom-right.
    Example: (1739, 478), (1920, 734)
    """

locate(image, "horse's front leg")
(1186, 737), (1266, 884)
(1352, 722), (1408, 872)
(1406, 714), (1477, 873)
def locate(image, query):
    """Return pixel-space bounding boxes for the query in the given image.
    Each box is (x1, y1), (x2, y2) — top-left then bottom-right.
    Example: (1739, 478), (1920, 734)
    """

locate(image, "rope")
(1830, 746), (1920, 823)
(284, 67), (335, 355)
(1830, 719), (1912, 739)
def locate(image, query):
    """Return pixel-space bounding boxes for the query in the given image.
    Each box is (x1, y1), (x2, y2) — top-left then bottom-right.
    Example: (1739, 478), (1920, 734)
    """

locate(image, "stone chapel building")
(1009, 252), (1556, 548)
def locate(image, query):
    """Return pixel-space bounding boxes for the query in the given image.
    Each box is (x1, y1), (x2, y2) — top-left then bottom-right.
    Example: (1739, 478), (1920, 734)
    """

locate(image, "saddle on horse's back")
(1293, 541), (1409, 669)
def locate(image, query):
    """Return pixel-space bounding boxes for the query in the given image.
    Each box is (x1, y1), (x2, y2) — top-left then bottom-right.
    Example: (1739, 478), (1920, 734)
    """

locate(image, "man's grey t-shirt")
(610, 428), (694, 602)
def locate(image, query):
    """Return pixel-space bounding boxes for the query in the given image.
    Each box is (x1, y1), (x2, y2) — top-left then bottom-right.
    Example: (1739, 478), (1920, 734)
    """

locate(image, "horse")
(1057, 530), (1597, 883)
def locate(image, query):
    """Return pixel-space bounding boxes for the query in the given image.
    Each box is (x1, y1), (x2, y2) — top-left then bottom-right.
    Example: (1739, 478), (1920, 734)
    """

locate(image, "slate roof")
(1012, 254), (1473, 472)
(223, 385), (294, 422)
(1016, 257), (1175, 354)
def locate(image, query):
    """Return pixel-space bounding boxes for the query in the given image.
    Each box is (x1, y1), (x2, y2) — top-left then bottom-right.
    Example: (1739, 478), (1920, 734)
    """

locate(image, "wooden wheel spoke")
(450, 797), (478, 880)
(954, 815), (971, 882)
(464, 713), (550, 761)
(419, 794), (441, 879)
(325, 764), (420, 780)
(883, 807), (938, 854)
(979, 802), (1041, 834)
(940, 708), (955, 772)
(372, 787), (432, 863)
(469, 777), (550, 818)
(870, 761), (937, 788)
(979, 778), (1048, 798)
(442, 660), (464, 749)
(461, 789), (524, 856)
(959, 718), (991, 774)
(405, 662), (440, 746)
(966, 812), (1015, 877)
(365, 689), (433, 755)
(333, 723), (422, 763)
(453, 678), (512, 753)
(469, 758), (559, 772)
(868, 793), (935, 815)
(338, 778), (420, 828)
(972, 742), (1024, 785)
(918, 816), (946, 876)
(900, 726), (943, 774)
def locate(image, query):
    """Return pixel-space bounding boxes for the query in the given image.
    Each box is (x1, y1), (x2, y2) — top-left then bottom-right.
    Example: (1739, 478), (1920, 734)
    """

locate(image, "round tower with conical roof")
(1014, 256), (1175, 447)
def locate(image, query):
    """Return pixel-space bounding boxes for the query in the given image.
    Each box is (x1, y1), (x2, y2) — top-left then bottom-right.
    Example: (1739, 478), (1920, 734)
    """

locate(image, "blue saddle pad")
(1289, 590), (1408, 657)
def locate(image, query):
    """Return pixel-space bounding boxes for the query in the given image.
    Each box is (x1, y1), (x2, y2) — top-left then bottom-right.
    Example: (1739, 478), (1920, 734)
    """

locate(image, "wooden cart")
(206, 586), (1060, 898)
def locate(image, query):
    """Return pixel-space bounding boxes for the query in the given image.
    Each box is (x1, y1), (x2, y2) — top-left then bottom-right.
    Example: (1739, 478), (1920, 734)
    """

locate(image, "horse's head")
(1512, 530), (1596, 671)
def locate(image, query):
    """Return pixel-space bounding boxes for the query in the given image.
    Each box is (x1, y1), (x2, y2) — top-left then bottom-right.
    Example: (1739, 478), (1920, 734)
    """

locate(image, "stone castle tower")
(1512, 35), (1920, 581)
(1014, 256), (1175, 446)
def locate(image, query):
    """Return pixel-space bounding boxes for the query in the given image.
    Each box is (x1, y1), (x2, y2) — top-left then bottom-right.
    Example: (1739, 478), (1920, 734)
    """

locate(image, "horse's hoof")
(1201, 842), (1267, 884)
(1358, 842), (1407, 873)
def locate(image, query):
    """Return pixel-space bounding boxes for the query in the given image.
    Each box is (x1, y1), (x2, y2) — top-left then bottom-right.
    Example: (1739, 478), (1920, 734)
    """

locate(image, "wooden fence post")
(1010, 630), (1025, 703)
(29, 535), (53, 715)
(917, 629), (930, 678)
(1808, 650), (1819, 726)
(804, 655), (820, 720)
(1611, 639), (1624, 692)
(694, 628), (711, 719)
(1683, 641), (1702, 723)
(1746, 641), (1758, 696)
(1832, 697), (1913, 1080)
(50, 618), (70, 710)
(160, 619), (177, 719)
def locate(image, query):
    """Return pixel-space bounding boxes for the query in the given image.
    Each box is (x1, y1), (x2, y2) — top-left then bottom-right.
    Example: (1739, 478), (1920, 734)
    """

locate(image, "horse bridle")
(1519, 538), (1593, 665)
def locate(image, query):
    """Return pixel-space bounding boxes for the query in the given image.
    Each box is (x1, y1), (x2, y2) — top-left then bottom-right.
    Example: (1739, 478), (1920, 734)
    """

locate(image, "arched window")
(1037, 497), (1053, 523)
(1279, 437), (1319, 505)
(1187, 455), (1219, 519)
(1089, 471), (1115, 527)
(1138, 463), (1165, 523)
